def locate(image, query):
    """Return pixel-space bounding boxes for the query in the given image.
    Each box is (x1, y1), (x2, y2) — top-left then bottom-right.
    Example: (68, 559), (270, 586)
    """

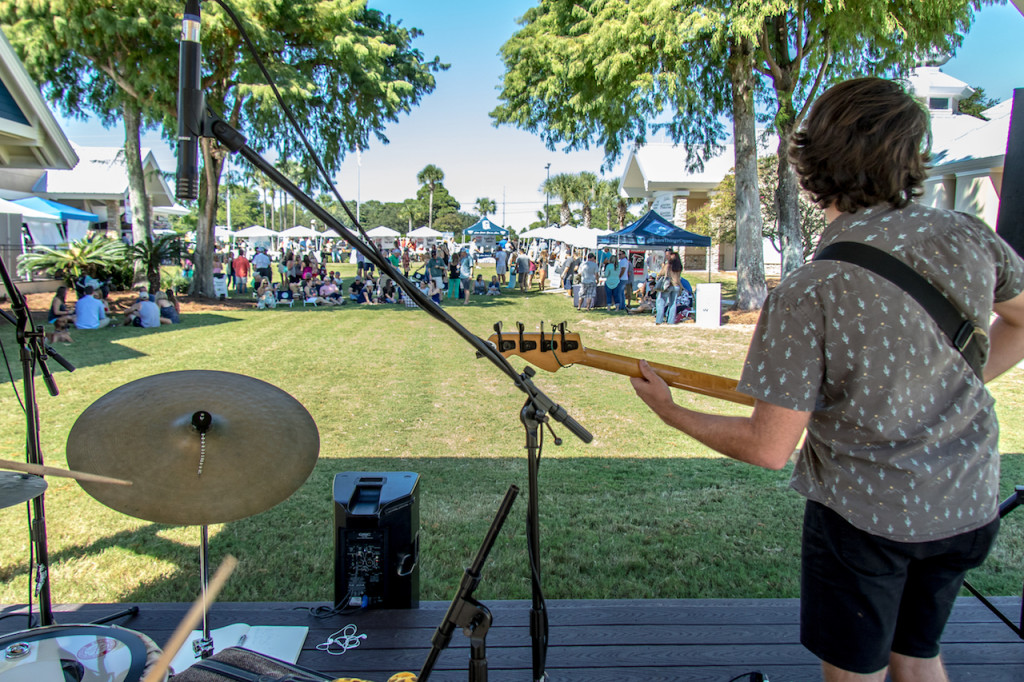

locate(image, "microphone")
(176, 0), (203, 201)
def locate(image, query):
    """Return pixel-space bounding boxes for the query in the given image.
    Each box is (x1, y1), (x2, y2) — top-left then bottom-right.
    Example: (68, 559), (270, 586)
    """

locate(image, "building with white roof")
(28, 142), (177, 229)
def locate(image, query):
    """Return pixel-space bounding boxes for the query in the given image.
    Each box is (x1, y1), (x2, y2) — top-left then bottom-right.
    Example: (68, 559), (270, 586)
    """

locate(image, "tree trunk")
(560, 202), (571, 226)
(428, 188), (435, 229)
(728, 37), (767, 311)
(121, 99), (155, 289)
(190, 138), (223, 298)
(776, 144), (803, 276)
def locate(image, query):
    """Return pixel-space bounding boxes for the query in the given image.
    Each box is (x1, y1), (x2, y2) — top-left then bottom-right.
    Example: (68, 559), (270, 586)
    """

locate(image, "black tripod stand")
(418, 486), (519, 682)
(963, 485), (1024, 639)
(0, 256), (136, 628)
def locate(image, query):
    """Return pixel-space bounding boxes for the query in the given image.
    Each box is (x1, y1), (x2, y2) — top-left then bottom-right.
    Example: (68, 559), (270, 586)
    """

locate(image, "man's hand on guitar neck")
(631, 359), (809, 470)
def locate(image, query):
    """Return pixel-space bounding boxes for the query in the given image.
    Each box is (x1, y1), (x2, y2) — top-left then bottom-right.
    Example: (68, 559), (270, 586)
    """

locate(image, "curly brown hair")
(790, 77), (931, 214)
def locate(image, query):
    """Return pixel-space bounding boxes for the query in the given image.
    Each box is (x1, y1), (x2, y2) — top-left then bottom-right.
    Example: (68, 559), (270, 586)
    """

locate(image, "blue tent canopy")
(463, 217), (507, 236)
(597, 210), (710, 249)
(13, 197), (100, 222)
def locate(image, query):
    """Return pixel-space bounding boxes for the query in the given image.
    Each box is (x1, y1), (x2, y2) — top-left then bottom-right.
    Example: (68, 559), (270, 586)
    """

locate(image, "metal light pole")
(544, 163), (551, 225)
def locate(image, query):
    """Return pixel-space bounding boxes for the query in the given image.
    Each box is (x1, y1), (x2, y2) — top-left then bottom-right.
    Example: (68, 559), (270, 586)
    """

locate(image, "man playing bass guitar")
(632, 77), (1024, 682)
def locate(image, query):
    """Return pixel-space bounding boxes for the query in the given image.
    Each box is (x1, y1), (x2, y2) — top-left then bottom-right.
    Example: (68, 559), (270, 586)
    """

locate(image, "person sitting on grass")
(487, 276), (501, 296)
(473, 274), (488, 296)
(124, 290), (161, 328)
(48, 286), (75, 326)
(74, 286), (110, 329)
(379, 279), (398, 304)
(428, 277), (443, 305)
(155, 291), (180, 323)
(349, 277), (372, 304)
(256, 278), (277, 309)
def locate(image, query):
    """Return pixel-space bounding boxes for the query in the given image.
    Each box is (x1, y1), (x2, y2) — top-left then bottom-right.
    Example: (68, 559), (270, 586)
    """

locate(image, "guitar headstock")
(487, 322), (585, 373)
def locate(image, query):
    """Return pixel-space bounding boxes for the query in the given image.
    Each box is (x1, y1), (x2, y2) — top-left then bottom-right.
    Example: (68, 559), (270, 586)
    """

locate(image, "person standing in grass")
(459, 248), (474, 304)
(602, 251), (621, 311)
(630, 77), (1024, 682)
(232, 249), (250, 294)
(578, 253), (599, 311)
(495, 245), (509, 285)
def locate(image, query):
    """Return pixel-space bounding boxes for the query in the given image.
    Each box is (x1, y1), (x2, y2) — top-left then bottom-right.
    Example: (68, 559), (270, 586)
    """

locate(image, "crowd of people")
(203, 236), (697, 322)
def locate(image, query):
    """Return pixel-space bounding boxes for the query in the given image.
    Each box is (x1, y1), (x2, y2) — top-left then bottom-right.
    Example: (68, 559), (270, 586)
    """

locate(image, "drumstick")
(142, 555), (238, 682)
(0, 458), (132, 486)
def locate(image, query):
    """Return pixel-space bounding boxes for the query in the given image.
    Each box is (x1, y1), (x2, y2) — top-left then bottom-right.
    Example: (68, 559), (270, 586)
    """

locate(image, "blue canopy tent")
(596, 210), (710, 249)
(463, 217), (507, 255)
(14, 197), (101, 245)
(13, 197), (100, 222)
(463, 218), (507, 236)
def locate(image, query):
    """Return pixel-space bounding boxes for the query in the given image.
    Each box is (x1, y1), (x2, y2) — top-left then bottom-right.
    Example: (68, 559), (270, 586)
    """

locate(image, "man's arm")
(984, 290), (1024, 382)
(631, 360), (809, 470)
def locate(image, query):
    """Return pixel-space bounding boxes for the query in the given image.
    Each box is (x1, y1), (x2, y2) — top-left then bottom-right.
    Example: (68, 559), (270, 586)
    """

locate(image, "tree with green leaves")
(1, 0), (180, 282)
(958, 85), (999, 120)
(417, 164), (445, 229)
(493, 0), (986, 309)
(474, 197), (497, 217)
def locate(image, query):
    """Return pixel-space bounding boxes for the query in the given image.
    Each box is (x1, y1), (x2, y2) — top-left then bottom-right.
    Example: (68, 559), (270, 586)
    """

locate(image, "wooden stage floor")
(1, 597), (1022, 681)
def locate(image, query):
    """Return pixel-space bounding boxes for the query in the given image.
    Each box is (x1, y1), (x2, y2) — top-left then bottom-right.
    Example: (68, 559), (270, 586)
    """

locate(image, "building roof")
(929, 100), (1011, 174)
(0, 29), (77, 170)
(31, 143), (174, 207)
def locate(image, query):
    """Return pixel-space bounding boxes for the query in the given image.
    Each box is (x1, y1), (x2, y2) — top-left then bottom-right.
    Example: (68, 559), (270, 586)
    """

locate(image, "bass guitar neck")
(576, 347), (755, 406)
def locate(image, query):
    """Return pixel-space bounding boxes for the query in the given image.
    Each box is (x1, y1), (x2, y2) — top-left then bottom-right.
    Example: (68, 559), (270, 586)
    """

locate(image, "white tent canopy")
(234, 225), (277, 238)
(279, 225), (319, 238)
(408, 225), (443, 238)
(366, 225), (400, 237)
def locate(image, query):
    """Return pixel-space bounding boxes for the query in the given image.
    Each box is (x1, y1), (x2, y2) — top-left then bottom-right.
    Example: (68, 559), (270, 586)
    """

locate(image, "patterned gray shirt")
(738, 204), (1024, 542)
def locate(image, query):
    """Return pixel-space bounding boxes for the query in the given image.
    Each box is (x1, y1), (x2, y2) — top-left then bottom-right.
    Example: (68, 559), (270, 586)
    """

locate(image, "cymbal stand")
(191, 525), (215, 659)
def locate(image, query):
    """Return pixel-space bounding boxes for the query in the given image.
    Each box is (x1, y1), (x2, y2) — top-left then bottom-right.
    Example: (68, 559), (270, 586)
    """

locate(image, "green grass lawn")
(1, 268), (1022, 606)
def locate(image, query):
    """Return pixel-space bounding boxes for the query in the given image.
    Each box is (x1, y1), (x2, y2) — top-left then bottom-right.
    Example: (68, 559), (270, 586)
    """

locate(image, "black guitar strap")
(815, 241), (985, 380)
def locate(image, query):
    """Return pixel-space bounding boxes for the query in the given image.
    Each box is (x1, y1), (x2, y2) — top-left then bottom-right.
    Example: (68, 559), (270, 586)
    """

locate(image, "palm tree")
(474, 197), (497, 218)
(541, 173), (579, 226)
(128, 233), (183, 294)
(575, 172), (598, 229)
(416, 164), (445, 229)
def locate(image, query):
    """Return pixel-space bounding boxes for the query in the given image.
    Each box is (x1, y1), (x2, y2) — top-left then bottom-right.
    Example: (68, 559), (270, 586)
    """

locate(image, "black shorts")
(800, 500), (998, 674)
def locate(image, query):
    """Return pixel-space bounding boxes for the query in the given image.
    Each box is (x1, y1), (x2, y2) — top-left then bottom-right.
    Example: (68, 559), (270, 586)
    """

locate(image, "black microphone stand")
(0, 255), (74, 627)
(199, 107), (592, 681)
(418, 485), (519, 682)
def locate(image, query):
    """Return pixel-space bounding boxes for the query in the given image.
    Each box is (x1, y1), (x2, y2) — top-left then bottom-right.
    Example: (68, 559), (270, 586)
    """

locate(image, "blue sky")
(55, 2), (1024, 230)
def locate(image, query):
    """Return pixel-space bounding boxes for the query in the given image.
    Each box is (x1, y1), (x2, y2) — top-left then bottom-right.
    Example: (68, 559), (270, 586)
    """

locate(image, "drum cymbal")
(0, 472), (47, 510)
(66, 371), (319, 526)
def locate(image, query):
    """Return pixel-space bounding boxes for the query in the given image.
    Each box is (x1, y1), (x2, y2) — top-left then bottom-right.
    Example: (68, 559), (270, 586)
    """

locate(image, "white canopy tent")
(366, 226), (400, 238)
(233, 225), (277, 238)
(279, 225), (319, 238)
(408, 226), (442, 238)
(367, 225), (400, 251)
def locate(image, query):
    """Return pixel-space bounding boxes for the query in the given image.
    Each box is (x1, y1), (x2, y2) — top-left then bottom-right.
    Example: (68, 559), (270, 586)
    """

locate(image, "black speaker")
(333, 471), (419, 609)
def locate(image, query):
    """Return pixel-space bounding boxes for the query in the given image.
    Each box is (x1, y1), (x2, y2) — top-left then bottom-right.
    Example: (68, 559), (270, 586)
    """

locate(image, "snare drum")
(0, 624), (165, 682)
